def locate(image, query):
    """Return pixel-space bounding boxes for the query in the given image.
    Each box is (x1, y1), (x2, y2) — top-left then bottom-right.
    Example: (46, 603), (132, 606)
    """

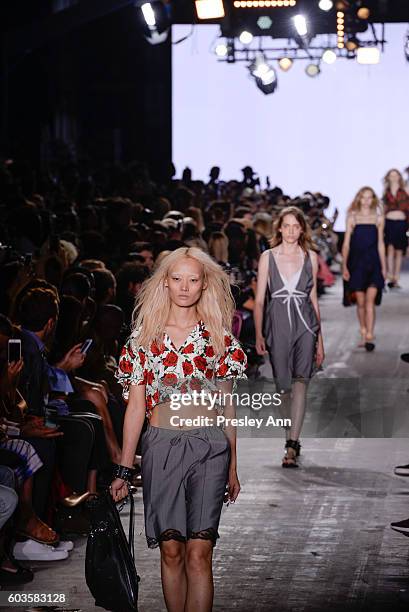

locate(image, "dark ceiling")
(171, 0), (409, 41)
(172, 0), (409, 24)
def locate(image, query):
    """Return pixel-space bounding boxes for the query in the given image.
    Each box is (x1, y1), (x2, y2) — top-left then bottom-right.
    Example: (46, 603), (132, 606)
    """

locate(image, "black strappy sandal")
(282, 439), (299, 468)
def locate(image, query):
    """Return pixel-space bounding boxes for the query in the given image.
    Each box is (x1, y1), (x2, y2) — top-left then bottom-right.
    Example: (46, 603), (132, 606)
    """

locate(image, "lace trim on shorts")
(147, 529), (186, 549)
(188, 527), (219, 544)
(147, 527), (219, 549)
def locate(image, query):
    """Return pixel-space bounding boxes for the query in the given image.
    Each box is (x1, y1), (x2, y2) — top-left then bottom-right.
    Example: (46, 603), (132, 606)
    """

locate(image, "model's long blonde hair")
(131, 247), (234, 356)
(383, 168), (405, 195)
(348, 186), (380, 214)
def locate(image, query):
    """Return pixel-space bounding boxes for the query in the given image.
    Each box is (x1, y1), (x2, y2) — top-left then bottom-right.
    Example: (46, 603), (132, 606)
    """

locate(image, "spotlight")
(249, 55), (278, 94)
(239, 30), (253, 45)
(318, 0), (333, 10)
(255, 71), (278, 95)
(357, 6), (370, 20)
(345, 36), (359, 51)
(250, 53), (270, 78)
(336, 10), (344, 48)
(137, 1), (170, 44)
(215, 42), (228, 57)
(261, 68), (277, 85)
(257, 15), (273, 30)
(322, 49), (337, 64)
(141, 2), (156, 26)
(305, 63), (320, 77)
(278, 57), (293, 71)
(195, 0), (225, 19)
(293, 14), (307, 37)
(356, 47), (380, 64)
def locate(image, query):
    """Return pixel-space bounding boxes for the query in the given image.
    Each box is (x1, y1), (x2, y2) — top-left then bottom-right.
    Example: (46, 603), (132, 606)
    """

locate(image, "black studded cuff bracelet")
(113, 464), (136, 483)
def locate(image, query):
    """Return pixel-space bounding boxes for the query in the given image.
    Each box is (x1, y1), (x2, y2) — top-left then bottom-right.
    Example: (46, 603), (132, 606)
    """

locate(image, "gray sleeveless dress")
(263, 250), (320, 393)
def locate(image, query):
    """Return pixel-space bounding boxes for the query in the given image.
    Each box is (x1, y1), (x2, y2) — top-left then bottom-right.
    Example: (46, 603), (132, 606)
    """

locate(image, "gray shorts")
(141, 424), (230, 549)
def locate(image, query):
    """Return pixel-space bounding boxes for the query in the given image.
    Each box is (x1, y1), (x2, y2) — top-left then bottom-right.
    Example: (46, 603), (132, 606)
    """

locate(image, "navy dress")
(347, 223), (384, 292)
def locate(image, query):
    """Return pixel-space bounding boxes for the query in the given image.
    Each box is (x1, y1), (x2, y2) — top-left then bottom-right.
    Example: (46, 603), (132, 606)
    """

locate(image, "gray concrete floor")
(4, 271), (409, 612)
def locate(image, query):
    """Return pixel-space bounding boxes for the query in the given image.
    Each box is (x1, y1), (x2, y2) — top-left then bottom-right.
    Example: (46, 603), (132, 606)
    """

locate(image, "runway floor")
(5, 270), (409, 612)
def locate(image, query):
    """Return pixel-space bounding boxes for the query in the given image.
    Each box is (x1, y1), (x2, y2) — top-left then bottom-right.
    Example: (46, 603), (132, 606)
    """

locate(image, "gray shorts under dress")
(141, 424), (230, 549)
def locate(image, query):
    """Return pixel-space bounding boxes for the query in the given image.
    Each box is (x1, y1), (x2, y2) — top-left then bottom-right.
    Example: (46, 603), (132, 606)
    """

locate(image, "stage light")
(305, 63), (320, 77)
(345, 36), (359, 51)
(137, 1), (170, 44)
(357, 6), (370, 20)
(215, 42), (228, 57)
(141, 3), (156, 26)
(195, 0), (225, 19)
(336, 10), (344, 48)
(257, 15), (273, 29)
(318, 0), (333, 11)
(278, 57), (293, 71)
(293, 15), (307, 37)
(239, 30), (253, 44)
(254, 76), (278, 94)
(356, 47), (380, 64)
(261, 68), (277, 85)
(234, 0), (296, 5)
(248, 54), (278, 94)
(322, 49), (336, 64)
(249, 53), (270, 77)
(255, 70), (278, 94)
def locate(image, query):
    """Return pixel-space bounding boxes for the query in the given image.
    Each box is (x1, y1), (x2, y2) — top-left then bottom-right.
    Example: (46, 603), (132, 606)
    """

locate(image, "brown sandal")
(17, 516), (59, 545)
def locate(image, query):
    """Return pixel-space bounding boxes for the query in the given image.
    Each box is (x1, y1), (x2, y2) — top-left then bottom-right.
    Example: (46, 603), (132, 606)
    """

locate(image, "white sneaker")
(56, 540), (74, 551)
(13, 540), (69, 561)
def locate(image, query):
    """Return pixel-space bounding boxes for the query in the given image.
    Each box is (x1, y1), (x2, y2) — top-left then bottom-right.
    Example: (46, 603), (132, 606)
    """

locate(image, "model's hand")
(382, 267), (387, 280)
(342, 267), (350, 282)
(255, 335), (268, 356)
(315, 344), (325, 368)
(110, 478), (129, 502)
(226, 468), (240, 503)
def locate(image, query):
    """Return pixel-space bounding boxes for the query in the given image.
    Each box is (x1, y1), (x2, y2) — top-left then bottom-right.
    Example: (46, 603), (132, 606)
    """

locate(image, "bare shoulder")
(346, 213), (355, 227)
(308, 249), (318, 263)
(259, 249), (272, 266)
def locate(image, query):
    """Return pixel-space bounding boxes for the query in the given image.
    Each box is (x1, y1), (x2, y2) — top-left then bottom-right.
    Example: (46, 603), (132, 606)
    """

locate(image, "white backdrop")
(172, 23), (409, 229)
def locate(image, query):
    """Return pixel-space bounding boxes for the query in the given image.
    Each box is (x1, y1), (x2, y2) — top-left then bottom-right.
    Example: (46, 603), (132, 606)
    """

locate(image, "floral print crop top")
(115, 320), (247, 419)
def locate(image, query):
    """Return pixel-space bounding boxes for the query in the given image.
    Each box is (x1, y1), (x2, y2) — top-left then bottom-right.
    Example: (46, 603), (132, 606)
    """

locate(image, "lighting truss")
(215, 23), (385, 64)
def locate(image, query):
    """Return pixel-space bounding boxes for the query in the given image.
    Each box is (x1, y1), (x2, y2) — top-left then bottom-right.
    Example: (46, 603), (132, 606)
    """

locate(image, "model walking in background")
(254, 207), (324, 468)
(382, 169), (409, 288)
(342, 187), (385, 351)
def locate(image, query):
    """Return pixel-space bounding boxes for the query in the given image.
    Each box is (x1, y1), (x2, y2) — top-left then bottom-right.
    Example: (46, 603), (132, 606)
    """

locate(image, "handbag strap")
(128, 491), (135, 563)
(107, 487), (136, 563)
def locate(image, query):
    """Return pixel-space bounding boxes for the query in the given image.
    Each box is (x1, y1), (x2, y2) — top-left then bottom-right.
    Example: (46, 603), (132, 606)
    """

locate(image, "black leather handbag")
(85, 490), (140, 612)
